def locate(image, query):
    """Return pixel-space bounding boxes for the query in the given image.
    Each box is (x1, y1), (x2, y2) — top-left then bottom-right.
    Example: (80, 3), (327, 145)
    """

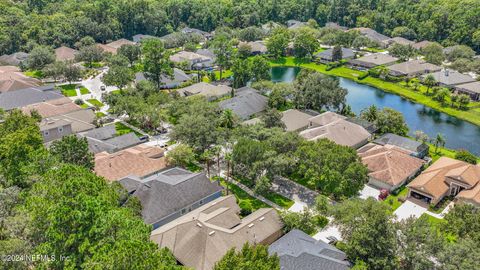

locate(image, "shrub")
(74, 99), (84, 105)
(239, 201), (253, 216)
(455, 149), (478, 164)
(357, 72), (369, 80)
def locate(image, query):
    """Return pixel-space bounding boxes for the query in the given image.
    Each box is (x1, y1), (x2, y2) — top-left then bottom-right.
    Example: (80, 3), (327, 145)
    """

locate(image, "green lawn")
(115, 122), (143, 137)
(383, 186), (409, 212)
(59, 84), (78, 97)
(80, 103), (89, 109)
(59, 84), (90, 97)
(87, 99), (104, 107)
(268, 57), (480, 127)
(263, 192), (294, 209)
(95, 112), (106, 118)
(79, 87), (90, 95)
(24, 70), (44, 79)
(214, 70), (233, 80)
(215, 177), (269, 215)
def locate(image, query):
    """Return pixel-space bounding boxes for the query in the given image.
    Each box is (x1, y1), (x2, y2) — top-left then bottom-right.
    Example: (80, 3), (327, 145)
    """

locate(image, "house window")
(44, 131), (49, 136)
(58, 127), (64, 133)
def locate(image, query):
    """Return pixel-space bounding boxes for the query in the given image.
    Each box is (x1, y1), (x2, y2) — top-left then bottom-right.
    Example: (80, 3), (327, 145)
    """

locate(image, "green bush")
(357, 72), (369, 80)
(239, 201), (253, 216)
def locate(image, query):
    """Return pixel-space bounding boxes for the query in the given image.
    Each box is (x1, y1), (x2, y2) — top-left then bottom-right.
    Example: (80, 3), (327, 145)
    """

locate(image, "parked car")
(100, 85), (106, 91)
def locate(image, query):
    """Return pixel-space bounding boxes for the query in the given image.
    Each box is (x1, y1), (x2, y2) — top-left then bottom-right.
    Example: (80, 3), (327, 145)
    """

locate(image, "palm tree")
(434, 133), (446, 153)
(360, 105), (378, 122)
(220, 109), (236, 129)
(224, 152), (232, 195)
(423, 74), (436, 95)
(201, 149), (214, 178)
(451, 94), (458, 108)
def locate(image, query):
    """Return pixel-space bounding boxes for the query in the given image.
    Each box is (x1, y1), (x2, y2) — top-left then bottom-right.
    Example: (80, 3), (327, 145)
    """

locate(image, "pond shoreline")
(269, 57), (480, 127)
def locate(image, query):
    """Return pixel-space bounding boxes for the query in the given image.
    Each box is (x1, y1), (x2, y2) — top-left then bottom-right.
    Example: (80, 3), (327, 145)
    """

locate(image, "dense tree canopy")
(2, 0), (480, 56)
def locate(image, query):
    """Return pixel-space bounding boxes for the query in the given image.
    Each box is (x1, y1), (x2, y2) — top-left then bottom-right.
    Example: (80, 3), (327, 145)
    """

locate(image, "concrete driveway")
(394, 200), (428, 221)
(313, 218), (343, 242)
(359, 185), (380, 200)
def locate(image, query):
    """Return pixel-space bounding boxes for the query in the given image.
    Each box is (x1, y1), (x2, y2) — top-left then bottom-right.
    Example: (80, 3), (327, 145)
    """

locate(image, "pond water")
(271, 66), (480, 155)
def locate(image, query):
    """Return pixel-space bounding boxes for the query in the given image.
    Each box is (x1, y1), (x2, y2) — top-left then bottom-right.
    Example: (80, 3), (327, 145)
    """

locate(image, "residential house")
(150, 195), (283, 270)
(0, 66), (40, 93)
(239, 41), (268, 55)
(54, 46), (78, 62)
(132, 34), (158, 43)
(219, 87), (267, 120)
(269, 229), (351, 270)
(195, 48), (216, 69)
(0, 52), (29, 66)
(352, 27), (390, 45)
(358, 143), (425, 191)
(106, 38), (136, 52)
(94, 144), (167, 181)
(348, 53), (398, 69)
(261, 22), (282, 33)
(286, 20), (307, 29)
(314, 47), (355, 63)
(299, 111), (372, 149)
(180, 27), (212, 40)
(0, 85), (62, 110)
(119, 167), (223, 229)
(407, 157), (480, 207)
(96, 43), (117, 54)
(454, 81), (480, 101)
(382, 37), (415, 48)
(373, 133), (429, 159)
(40, 119), (73, 143)
(412, 41), (434, 51)
(78, 124), (142, 154)
(325, 22), (348, 31)
(422, 69), (476, 87)
(388, 60), (441, 77)
(169, 51), (213, 70)
(281, 109), (317, 132)
(21, 96), (95, 139)
(135, 68), (191, 89)
(178, 82), (232, 101)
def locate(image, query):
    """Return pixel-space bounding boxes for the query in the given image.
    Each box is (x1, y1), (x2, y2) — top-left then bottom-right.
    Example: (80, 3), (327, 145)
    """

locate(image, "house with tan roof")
(39, 109), (95, 143)
(239, 41), (268, 55)
(388, 60), (441, 77)
(454, 81), (480, 101)
(348, 53), (399, 69)
(54, 46), (78, 62)
(96, 39), (136, 55)
(21, 97), (81, 118)
(358, 143), (425, 191)
(94, 144), (167, 181)
(412, 41), (434, 50)
(382, 37), (415, 47)
(299, 112), (372, 149)
(407, 157), (480, 206)
(150, 195), (283, 270)
(169, 51), (213, 70)
(178, 82), (232, 101)
(280, 109), (317, 132)
(0, 66), (40, 93)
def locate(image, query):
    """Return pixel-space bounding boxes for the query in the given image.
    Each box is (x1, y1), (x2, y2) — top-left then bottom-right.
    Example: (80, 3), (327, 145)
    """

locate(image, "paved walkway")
(271, 176), (319, 206)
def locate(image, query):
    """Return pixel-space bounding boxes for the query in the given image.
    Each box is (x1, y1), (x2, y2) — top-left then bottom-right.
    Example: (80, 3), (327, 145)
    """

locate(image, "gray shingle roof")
(0, 85), (62, 110)
(135, 68), (191, 88)
(132, 34), (158, 43)
(315, 48), (355, 61)
(422, 69), (476, 86)
(0, 52), (29, 66)
(79, 125), (141, 154)
(269, 229), (350, 270)
(119, 167), (223, 225)
(373, 133), (428, 155)
(219, 87), (268, 119)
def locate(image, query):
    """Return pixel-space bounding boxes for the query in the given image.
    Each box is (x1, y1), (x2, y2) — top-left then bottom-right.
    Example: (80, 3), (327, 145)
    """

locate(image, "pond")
(271, 66), (480, 155)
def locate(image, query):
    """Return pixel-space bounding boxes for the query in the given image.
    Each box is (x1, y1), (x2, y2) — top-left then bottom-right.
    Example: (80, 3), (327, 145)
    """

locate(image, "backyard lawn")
(87, 99), (104, 107)
(234, 176), (295, 209)
(95, 112), (106, 118)
(24, 70), (44, 79)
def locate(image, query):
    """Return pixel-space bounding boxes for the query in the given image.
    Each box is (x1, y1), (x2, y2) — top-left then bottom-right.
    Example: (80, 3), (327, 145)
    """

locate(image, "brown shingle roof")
(150, 195), (283, 270)
(457, 183), (480, 206)
(54, 46), (78, 61)
(408, 157), (480, 201)
(0, 66), (40, 93)
(281, 109), (314, 132)
(21, 97), (81, 118)
(94, 144), (167, 181)
(106, 38), (136, 49)
(358, 144), (425, 186)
